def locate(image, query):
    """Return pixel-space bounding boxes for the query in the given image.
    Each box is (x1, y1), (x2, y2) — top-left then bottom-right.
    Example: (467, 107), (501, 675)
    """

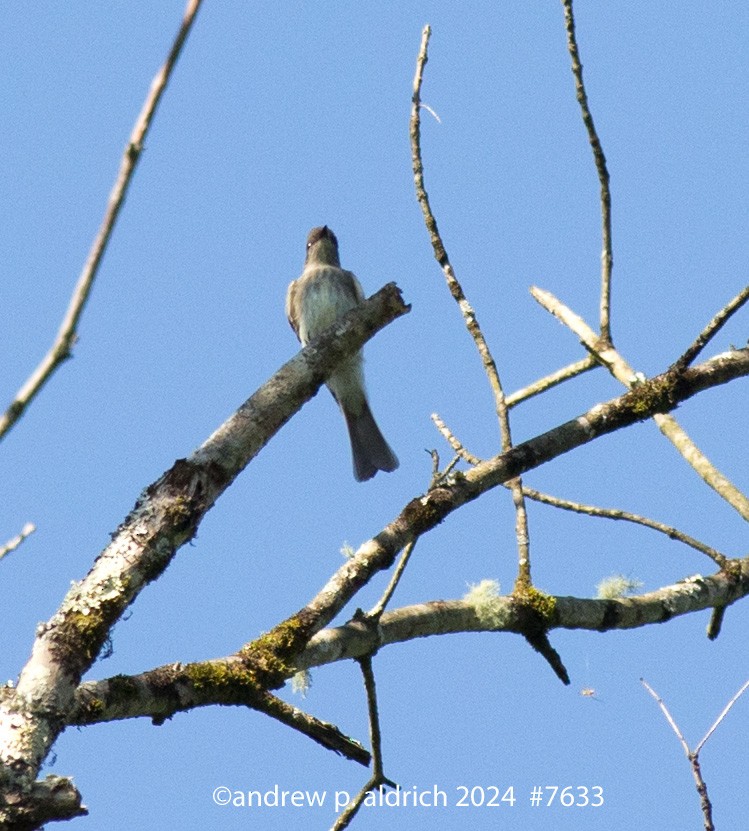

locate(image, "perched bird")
(286, 226), (399, 482)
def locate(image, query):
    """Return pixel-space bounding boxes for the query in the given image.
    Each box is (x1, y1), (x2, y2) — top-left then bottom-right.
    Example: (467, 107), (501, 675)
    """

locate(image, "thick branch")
(73, 556), (749, 727)
(0, 775), (87, 831)
(69, 669), (369, 766)
(299, 560), (749, 670)
(0, 286), (407, 806)
(274, 348), (749, 647)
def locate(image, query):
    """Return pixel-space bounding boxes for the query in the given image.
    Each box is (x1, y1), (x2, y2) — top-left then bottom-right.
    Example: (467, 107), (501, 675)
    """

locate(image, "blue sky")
(1, 2), (748, 829)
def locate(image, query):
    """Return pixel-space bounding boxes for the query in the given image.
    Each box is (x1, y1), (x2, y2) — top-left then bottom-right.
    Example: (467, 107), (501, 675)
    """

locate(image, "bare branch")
(0, 287), (407, 810)
(695, 678), (749, 755)
(298, 561), (749, 671)
(641, 679), (690, 754)
(271, 347), (749, 654)
(506, 355), (598, 408)
(410, 26), (508, 438)
(641, 679), (716, 831)
(0, 775), (87, 831)
(359, 657), (386, 780)
(706, 606), (725, 641)
(672, 283), (749, 371)
(0, 0), (205, 444)
(66, 352), (749, 752)
(520, 486), (728, 567)
(330, 783), (372, 831)
(332, 657), (398, 830)
(369, 539), (419, 620)
(253, 690), (370, 766)
(70, 665), (369, 766)
(532, 285), (749, 520)
(0, 522), (36, 561)
(562, 0), (613, 344)
(430, 413), (481, 466)
(76, 559), (749, 720)
(410, 23), (532, 588)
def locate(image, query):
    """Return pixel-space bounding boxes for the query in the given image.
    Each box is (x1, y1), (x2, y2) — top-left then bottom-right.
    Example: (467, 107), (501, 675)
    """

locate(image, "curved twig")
(519, 486), (728, 567)
(410, 24), (532, 587)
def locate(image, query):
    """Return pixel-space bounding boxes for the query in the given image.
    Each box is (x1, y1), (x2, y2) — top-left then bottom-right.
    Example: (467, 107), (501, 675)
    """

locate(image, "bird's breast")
(296, 267), (359, 344)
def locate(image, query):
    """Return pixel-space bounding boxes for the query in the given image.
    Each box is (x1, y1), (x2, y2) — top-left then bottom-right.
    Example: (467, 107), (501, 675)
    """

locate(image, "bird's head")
(305, 225), (340, 267)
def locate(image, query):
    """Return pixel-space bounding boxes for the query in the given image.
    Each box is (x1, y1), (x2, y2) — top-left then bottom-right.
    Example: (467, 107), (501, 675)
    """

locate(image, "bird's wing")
(343, 269), (366, 304)
(285, 277), (301, 339)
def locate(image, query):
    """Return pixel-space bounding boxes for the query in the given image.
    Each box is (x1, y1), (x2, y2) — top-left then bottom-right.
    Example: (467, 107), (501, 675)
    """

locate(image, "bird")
(286, 225), (399, 482)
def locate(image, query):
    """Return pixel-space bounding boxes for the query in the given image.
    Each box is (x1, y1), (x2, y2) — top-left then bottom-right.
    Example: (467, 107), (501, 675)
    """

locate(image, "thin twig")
(531, 285), (749, 521)
(426, 448), (461, 488)
(506, 355), (598, 407)
(672, 284), (749, 371)
(431, 413), (482, 466)
(331, 657), (395, 831)
(562, 0), (613, 345)
(0, 0), (205, 443)
(695, 678), (749, 755)
(359, 657), (387, 780)
(706, 606), (725, 641)
(0, 523), (36, 561)
(369, 539), (419, 620)
(520, 486), (728, 567)
(410, 26), (506, 436)
(410, 24), (532, 588)
(428, 448), (440, 480)
(330, 780), (372, 830)
(641, 678), (721, 831)
(255, 690), (370, 766)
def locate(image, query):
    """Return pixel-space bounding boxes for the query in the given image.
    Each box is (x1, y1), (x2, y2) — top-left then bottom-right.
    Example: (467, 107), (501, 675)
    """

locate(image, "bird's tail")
(343, 401), (399, 482)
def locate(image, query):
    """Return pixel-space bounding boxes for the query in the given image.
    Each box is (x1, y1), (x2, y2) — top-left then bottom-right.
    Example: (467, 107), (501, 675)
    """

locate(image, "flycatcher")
(286, 226), (399, 482)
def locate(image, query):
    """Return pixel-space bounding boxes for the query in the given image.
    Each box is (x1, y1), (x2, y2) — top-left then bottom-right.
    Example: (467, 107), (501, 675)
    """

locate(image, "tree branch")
(562, 0), (613, 344)
(299, 562), (749, 670)
(431, 413), (482, 466)
(410, 23), (532, 589)
(640, 678), (719, 831)
(0, 286), (408, 820)
(72, 556), (749, 729)
(69, 669), (369, 766)
(331, 657), (396, 830)
(266, 347), (749, 654)
(506, 355), (598, 408)
(0, 775), (87, 831)
(519, 486), (728, 567)
(532, 285), (749, 520)
(0, 0), (205, 444)
(672, 283), (749, 371)
(0, 522), (36, 562)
